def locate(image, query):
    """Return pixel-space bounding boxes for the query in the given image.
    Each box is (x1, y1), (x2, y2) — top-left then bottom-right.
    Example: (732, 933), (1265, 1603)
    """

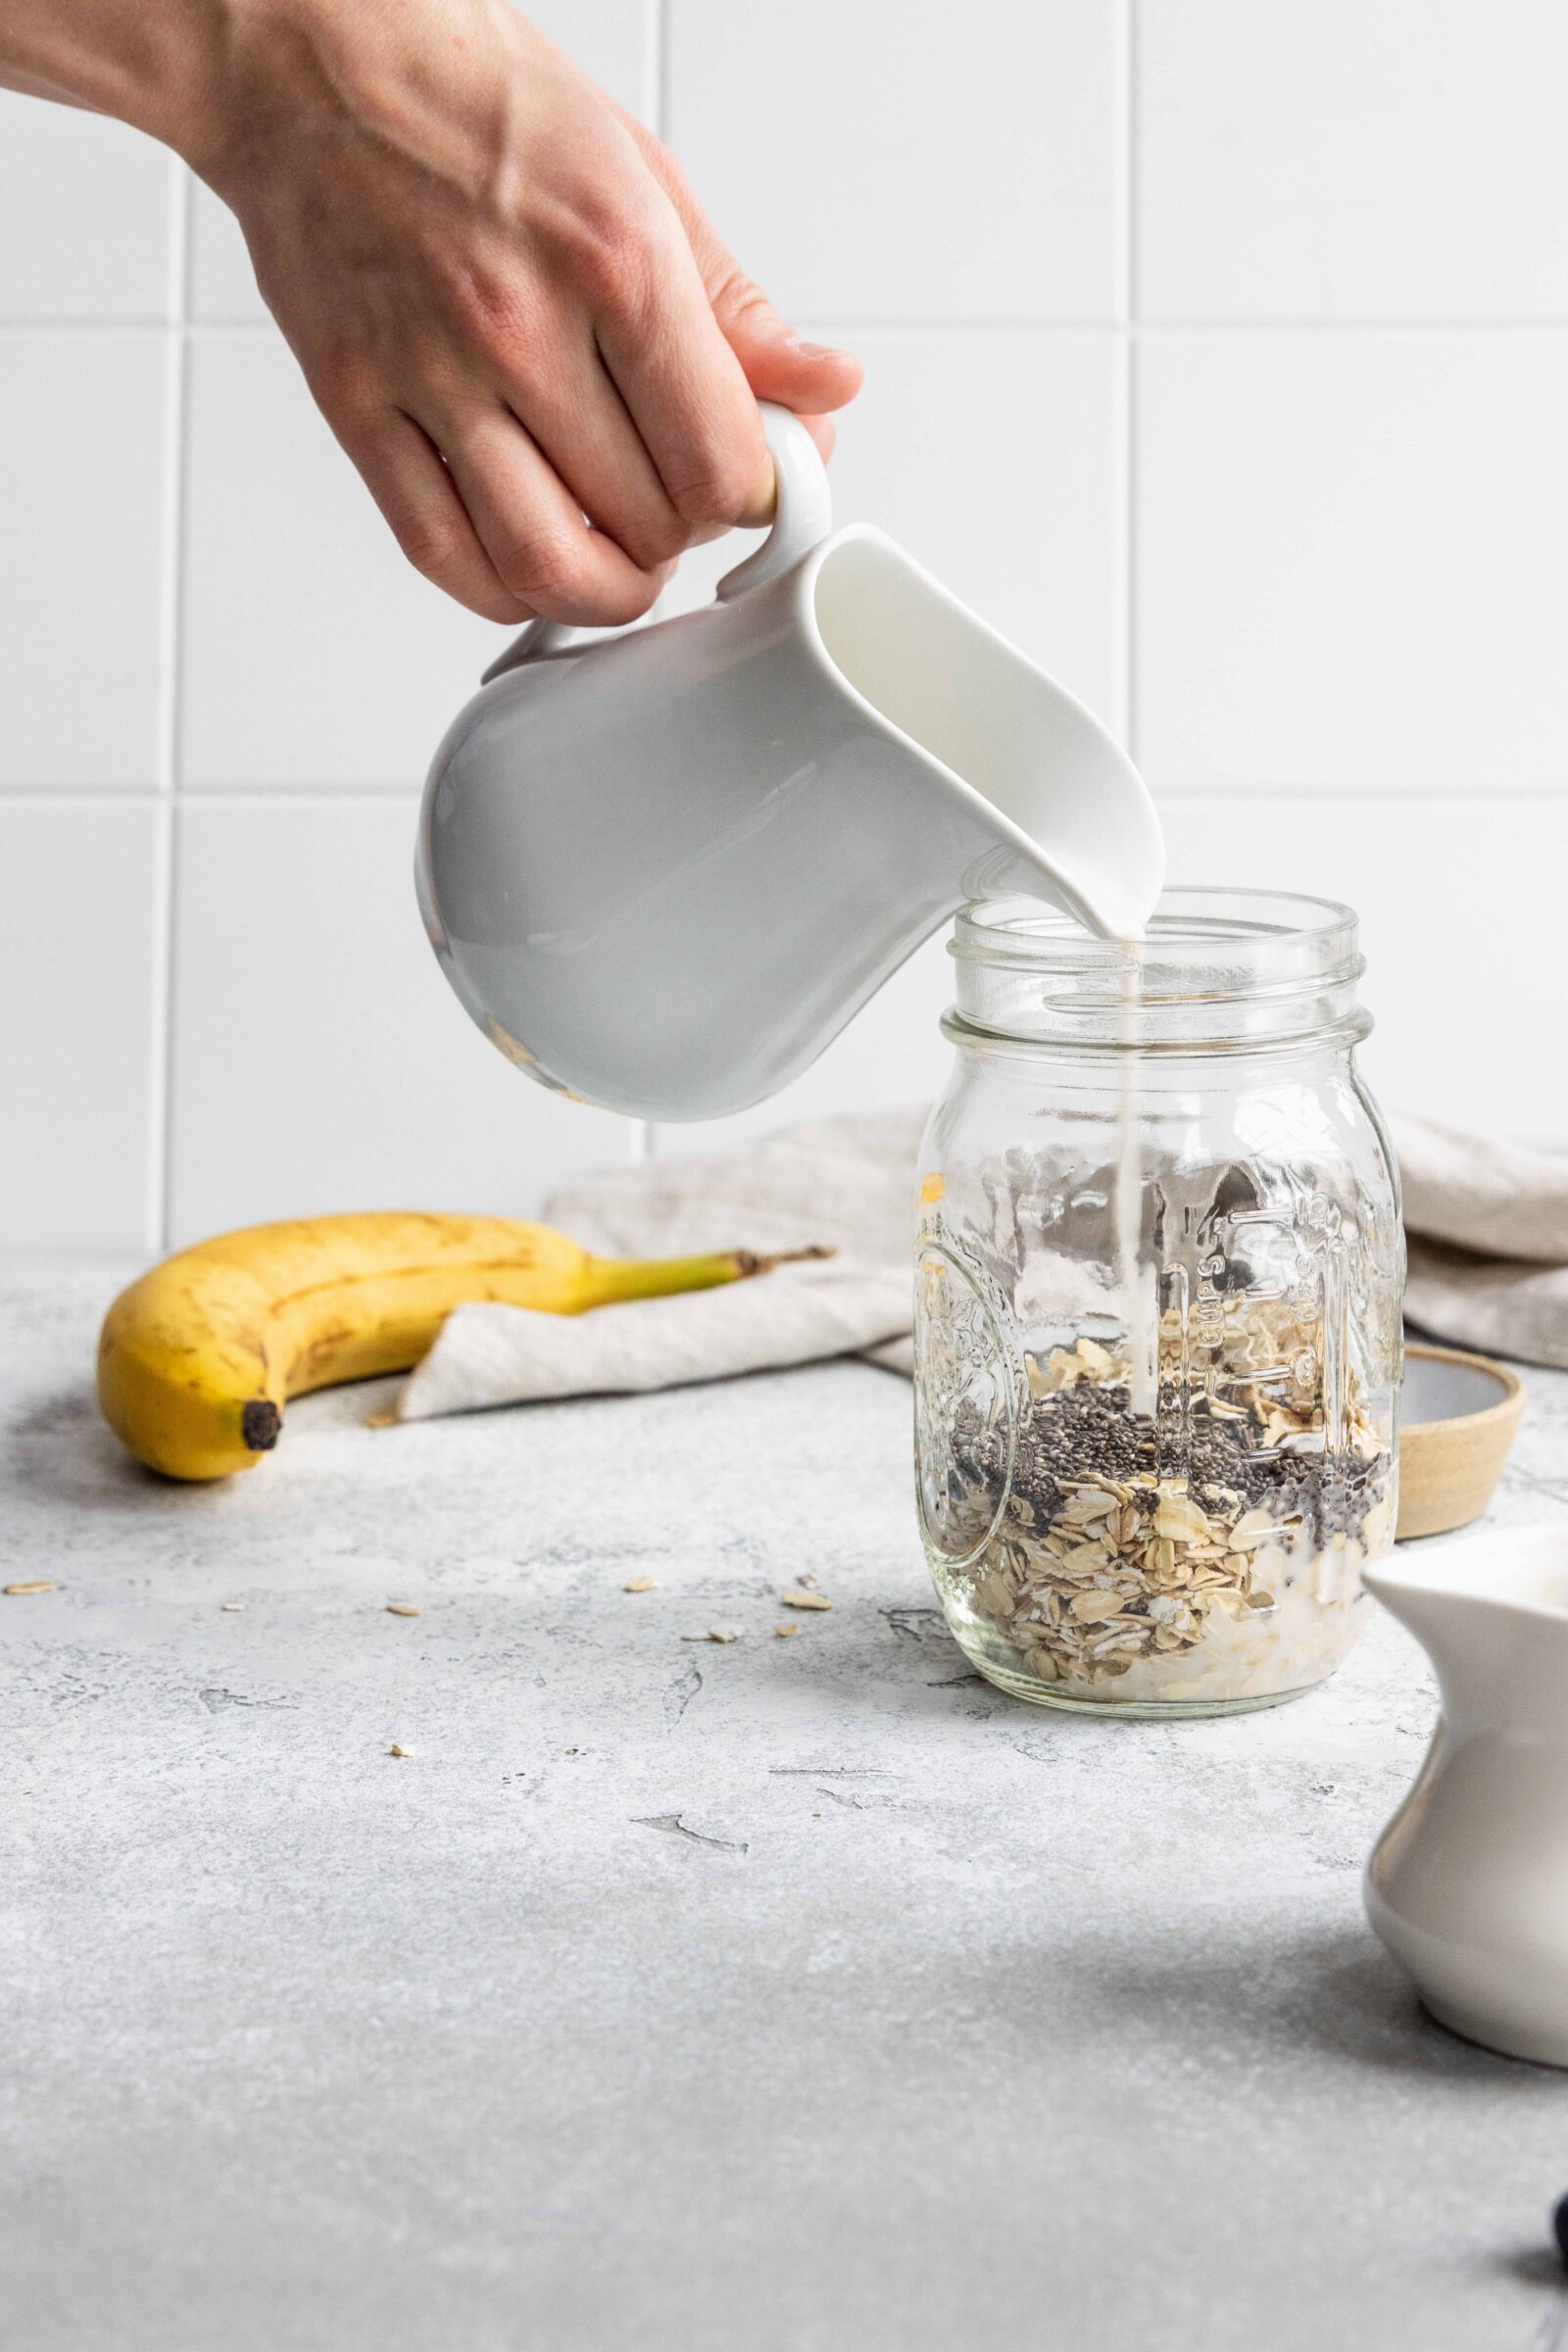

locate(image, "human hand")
(191, 0), (862, 623)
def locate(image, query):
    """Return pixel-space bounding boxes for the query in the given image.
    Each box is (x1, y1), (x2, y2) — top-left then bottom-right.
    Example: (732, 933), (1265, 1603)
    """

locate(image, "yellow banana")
(98, 1212), (822, 1483)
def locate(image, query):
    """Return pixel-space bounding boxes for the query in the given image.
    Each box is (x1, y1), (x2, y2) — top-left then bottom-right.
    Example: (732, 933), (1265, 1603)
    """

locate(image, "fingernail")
(788, 335), (844, 361)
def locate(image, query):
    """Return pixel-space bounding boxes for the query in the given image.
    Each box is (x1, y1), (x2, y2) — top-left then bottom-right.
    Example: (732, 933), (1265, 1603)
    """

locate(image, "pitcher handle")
(479, 402), (832, 686)
(714, 402), (834, 601)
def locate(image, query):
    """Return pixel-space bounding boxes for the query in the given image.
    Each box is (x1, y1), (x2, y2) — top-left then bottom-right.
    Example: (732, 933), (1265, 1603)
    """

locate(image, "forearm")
(0, 0), (446, 185)
(0, 0), (237, 158)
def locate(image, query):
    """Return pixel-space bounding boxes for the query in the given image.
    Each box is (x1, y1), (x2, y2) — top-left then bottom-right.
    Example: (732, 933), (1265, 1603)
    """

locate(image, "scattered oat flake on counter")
(364, 1408), (398, 1430)
(385, 1602), (420, 1617)
(781, 1590), (831, 1611)
(4, 1581), (53, 1595)
(775, 1623), (799, 1639)
(221, 1602), (246, 1612)
(389, 1743), (415, 1758)
(623, 1577), (656, 1592)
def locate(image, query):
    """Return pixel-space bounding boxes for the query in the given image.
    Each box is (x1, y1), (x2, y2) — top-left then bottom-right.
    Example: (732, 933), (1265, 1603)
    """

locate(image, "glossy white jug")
(1365, 1528), (1568, 2066)
(416, 404), (1163, 1121)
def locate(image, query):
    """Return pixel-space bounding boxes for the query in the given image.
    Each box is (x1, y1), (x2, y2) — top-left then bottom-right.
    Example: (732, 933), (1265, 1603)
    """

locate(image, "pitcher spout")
(807, 526), (1163, 942)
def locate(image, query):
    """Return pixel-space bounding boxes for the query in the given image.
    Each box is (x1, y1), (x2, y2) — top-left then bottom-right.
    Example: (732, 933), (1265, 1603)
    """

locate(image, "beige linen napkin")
(395, 1104), (1568, 1420)
(395, 1107), (924, 1420)
(1395, 1114), (1568, 1368)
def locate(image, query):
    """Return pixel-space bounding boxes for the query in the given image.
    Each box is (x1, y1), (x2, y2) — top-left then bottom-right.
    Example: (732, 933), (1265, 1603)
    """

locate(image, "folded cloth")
(395, 1104), (1568, 1419)
(1392, 1114), (1568, 1369)
(396, 1258), (913, 1420)
(395, 1107), (924, 1421)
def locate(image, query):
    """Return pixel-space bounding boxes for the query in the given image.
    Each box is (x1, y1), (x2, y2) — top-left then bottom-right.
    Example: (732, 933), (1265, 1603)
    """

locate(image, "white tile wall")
(0, 93), (175, 319)
(4, 2), (1568, 1247)
(1159, 797), (1568, 1143)
(1138, 0), (1568, 322)
(0, 799), (161, 1248)
(1136, 330), (1568, 793)
(666, 0), (1119, 322)
(0, 333), (169, 786)
(180, 334), (502, 788)
(168, 798), (628, 1243)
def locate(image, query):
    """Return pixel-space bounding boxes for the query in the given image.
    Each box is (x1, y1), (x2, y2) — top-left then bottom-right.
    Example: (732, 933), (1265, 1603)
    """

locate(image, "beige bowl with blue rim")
(1396, 1342), (1527, 1543)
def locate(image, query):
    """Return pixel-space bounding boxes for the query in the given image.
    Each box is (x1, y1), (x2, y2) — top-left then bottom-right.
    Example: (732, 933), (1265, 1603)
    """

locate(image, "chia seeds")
(934, 1331), (1396, 1696)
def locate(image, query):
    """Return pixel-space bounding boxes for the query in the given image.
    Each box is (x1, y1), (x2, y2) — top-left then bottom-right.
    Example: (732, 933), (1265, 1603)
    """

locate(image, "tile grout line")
(147, 163), (194, 1258)
(4, 780), (1557, 804)
(632, 0), (668, 1174)
(1114, 0), (1136, 758)
(741, 317), (1568, 337)
(12, 316), (1568, 341)
(13, 316), (1568, 336)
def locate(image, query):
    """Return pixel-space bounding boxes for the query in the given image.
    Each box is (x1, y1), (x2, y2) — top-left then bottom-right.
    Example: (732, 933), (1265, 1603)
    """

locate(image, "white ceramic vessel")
(416, 404), (1163, 1122)
(1365, 1528), (1568, 2066)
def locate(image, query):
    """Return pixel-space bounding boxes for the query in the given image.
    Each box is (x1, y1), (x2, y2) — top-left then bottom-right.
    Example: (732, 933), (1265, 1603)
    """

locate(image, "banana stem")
(578, 1242), (834, 1311)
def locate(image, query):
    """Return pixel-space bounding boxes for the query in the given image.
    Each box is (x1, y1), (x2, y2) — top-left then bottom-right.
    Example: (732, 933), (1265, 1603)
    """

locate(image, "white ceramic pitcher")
(1364, 1528), (1568, 2066)
(416, 404), (1163, 1121)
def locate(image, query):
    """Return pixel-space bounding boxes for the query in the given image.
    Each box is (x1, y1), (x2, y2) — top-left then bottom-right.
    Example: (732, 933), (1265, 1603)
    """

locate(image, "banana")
(98, 1213), (823, 1483)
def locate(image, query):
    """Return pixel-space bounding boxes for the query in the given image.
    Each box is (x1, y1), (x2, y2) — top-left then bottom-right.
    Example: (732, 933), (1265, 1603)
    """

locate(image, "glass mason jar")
(913, 890), (1403, 1718)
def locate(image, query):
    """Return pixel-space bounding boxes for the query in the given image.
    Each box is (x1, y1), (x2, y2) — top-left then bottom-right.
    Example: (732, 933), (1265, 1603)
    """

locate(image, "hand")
(188, 1), (863, 623)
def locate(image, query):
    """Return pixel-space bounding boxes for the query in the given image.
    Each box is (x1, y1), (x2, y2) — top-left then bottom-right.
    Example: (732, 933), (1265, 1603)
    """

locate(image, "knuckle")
(613, 510), (688, 570)
(564, 191), (663, 314)
(494, 524), (591, 611)
(393, 509), (466, 585)
(645, 136), (692, 205)
(710, 261), (772, 330)
(668, 448), (756, 529)
(452, 266), (540, 368)
(573, 184), (681, 324)
(311, 344), (378, 418)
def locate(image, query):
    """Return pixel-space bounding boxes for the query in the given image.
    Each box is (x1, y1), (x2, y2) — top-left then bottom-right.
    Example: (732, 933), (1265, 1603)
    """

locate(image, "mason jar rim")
(952, 886), (1357, 965)
(947, 886), (1369, 1054)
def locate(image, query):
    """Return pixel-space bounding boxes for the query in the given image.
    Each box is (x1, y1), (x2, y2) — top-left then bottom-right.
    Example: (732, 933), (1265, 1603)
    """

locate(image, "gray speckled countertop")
(5, 1262), (1568, 2352)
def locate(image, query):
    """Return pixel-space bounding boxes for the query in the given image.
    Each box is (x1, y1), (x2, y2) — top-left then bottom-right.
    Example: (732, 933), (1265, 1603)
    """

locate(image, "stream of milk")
(1113, 937), (1155, 1419)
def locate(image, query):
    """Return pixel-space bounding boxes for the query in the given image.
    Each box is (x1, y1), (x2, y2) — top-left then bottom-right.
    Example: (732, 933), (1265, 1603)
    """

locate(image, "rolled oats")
(944, 1312), (1394, 1702)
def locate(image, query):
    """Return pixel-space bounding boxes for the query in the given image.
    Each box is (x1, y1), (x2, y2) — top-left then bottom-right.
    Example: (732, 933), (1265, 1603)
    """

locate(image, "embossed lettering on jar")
(914, 891), (1404, 1719)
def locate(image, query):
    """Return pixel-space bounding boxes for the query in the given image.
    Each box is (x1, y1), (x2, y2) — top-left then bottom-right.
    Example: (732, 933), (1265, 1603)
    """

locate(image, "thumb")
(709, 270), (864, 416)
(614, 109), (863, 417)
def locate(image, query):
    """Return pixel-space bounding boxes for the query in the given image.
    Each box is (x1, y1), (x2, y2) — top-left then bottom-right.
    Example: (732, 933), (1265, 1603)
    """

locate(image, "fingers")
(331, 407), (534, 624)
(436, 403), (671, 626)
(510, 332), (692, 572)
(707, 272), (864, 419)
(592, 221), (778, 530)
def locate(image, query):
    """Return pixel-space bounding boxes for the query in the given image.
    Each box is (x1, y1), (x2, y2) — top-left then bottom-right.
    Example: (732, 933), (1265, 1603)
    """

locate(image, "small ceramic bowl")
(1396, 1341), (1527, 1542)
